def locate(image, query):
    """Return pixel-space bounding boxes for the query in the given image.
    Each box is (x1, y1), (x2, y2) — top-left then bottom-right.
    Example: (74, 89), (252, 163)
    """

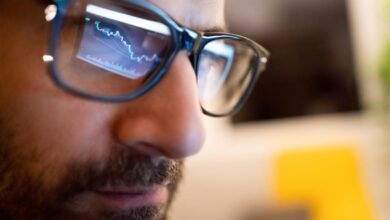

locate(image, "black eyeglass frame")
(46, 0), (270, 117)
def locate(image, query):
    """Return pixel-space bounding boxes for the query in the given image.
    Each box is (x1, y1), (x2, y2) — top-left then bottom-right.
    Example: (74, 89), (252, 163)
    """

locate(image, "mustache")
(58, 151), (183, 199)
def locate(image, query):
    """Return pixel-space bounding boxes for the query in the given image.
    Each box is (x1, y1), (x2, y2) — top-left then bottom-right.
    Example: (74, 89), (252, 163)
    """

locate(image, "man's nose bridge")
(114, 51), (205, 159)
(182, 29), (201, 55)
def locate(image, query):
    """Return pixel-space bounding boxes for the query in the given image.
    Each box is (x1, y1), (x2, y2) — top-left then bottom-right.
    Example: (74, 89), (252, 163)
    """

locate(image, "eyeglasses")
(44, 0), (270, 117)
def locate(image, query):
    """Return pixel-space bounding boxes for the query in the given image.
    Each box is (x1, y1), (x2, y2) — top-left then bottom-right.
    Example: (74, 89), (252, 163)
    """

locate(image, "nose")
(114, 51), (206, 159)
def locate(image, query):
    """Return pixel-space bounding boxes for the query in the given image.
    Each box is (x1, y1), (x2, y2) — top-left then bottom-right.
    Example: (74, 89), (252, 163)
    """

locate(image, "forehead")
(39, 0), (225, 31)
(147, 0), (226, 31)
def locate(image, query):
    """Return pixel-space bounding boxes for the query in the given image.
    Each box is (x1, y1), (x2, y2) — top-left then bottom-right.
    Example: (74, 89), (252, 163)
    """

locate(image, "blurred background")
(171, 0), (390, 219)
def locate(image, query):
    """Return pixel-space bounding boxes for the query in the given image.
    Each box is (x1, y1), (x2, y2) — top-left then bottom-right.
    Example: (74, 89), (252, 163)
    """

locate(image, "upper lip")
(93, 182), (169, 194)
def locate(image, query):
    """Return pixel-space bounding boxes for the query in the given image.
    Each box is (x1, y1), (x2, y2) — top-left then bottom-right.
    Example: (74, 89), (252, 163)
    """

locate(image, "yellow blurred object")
(274, 146), (375, 220)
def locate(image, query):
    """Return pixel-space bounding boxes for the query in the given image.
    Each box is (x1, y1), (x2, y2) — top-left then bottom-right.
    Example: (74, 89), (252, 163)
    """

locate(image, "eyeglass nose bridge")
(181, 28), (202, 56)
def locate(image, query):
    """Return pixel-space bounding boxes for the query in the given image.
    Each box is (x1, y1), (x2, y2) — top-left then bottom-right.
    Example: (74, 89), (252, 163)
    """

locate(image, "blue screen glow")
(77, 14), (169, 80)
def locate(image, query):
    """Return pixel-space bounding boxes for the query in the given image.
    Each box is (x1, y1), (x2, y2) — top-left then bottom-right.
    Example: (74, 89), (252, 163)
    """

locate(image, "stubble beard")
(0, 118), (183, 220)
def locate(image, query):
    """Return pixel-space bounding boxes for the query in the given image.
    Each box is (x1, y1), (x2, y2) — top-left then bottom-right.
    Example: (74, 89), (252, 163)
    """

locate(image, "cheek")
(0, 4), (50, 93)
(0, 3), (118, 189)
(23, 98), (114, 160)
(0, 94), (115, 186)
(0, 22), (115, 168)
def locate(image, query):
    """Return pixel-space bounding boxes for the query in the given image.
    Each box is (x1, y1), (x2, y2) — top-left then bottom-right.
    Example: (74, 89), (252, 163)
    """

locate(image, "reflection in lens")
(55, 2), (173, 96)
(198, 41), (234, 99)
(77, 4), (171, 80)
(198, 39), (258, 115)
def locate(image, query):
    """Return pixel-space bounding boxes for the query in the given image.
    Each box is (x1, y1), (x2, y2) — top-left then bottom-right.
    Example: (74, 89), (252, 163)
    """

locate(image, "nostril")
(116, 141), (167, 158)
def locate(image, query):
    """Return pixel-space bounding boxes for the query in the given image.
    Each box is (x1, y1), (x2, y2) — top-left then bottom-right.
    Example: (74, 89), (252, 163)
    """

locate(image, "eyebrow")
(104, 0), (230, 33)
(200, 25), (229, 33)
(86, 4), (171, 35)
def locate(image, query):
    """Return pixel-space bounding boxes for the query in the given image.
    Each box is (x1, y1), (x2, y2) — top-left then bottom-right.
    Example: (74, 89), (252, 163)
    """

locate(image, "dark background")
(226, 0), (361, 123)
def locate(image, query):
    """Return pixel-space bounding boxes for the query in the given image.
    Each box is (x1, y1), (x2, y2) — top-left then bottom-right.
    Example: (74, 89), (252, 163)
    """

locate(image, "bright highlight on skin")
(45, 5), (57, 22)
(43, 55), (54, 62)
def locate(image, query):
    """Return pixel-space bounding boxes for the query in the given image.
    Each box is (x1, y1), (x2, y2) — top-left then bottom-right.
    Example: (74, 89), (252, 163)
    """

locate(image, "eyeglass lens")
(53, 0), (262, 115)
(55, 1), (173, 96)
(198, 39), (258, 115)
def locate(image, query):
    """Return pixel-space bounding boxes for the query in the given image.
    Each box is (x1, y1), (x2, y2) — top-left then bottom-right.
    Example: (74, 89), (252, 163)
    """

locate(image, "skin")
(0, 0), (225, 219)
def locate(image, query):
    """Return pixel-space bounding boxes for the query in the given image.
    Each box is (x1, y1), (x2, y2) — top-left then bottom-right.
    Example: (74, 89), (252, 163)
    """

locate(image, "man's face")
(0, 0), (225, 219)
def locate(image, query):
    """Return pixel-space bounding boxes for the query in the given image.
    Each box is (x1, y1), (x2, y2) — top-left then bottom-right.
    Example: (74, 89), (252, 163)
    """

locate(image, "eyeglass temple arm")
(52, 0), (69, 12)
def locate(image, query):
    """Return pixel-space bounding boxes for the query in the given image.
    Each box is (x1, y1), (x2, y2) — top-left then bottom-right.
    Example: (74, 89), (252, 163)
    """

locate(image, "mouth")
(91, 184), (169, 210)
